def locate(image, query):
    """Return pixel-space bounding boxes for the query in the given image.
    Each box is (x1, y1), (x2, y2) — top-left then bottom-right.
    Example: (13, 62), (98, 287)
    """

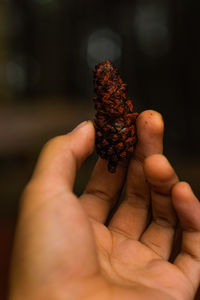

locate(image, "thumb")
(32, 120), (95, 191)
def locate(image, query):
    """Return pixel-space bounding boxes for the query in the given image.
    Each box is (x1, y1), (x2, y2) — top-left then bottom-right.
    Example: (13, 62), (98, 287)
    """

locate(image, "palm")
(88, 219), (188, 300)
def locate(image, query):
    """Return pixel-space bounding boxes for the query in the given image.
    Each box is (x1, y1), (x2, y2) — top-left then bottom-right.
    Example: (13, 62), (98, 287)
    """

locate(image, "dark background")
(0, 0), (200, 298)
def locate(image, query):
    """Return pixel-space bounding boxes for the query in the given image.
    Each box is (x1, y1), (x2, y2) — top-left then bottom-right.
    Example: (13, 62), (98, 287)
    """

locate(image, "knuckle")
(153, 215), (177, 229)
(21, 179), (38, 199)
(84, 187), (113, 205)
(19, 180), (35, 206)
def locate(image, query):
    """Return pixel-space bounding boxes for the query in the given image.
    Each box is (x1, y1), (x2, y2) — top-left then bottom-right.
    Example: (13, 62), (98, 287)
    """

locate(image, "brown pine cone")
(93, 60), (139, 173)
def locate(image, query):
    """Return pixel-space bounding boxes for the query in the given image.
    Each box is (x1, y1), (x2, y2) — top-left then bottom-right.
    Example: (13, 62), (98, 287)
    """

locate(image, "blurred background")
(0, 0), (200, 298)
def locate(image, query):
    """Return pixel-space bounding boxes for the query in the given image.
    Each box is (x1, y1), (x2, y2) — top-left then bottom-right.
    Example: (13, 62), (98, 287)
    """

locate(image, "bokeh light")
(6, 58), (27, 93)
(87, 28), (122, 68)
(5, 56), (40, 94)
(133, 1), (171, 57)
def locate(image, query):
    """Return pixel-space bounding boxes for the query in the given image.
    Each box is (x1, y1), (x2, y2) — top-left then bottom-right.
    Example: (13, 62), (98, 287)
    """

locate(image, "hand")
(9, 111), (200, 300)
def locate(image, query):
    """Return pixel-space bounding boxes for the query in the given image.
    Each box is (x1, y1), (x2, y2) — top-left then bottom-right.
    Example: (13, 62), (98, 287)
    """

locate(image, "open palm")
(10, 111), (200, 300)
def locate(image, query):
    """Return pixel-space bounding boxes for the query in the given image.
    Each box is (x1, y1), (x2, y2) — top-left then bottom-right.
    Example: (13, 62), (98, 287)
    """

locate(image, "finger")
(80, 157), (127, 223)
(173, 182), (200, 292)
(31, 120), (95, 192)
(140, 155), (178, 259)
(108, 110), (164, 239)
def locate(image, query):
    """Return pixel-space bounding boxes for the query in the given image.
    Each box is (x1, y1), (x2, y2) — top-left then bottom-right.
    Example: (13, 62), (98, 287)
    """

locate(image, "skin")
(9, 110), (200, 300)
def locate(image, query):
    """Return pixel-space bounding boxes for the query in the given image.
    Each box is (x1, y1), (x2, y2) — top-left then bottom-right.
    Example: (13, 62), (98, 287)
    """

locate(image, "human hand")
(9, 111), (200, 300)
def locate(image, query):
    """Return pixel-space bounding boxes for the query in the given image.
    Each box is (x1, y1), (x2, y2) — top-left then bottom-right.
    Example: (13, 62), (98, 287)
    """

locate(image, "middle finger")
(108, 110), (164, 239)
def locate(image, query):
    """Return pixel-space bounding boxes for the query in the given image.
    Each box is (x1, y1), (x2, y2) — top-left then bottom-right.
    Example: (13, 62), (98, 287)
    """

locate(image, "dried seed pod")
(93, 60), (139, 173)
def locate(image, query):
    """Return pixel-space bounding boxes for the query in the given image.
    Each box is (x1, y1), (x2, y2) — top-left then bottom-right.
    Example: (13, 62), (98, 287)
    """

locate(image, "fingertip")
(137, 109), (162, 120)
(143, 154), (179, 195)
(172, 181), (192, 200)
(144, 154), (176, 183)
(172, 181), (199, 208)
(71, 120), (95, 139)
(135, 110), (164, 160)
(172, 181), (200, 231)
(43, 120), (95, 160)
(137, 110), (164, 137)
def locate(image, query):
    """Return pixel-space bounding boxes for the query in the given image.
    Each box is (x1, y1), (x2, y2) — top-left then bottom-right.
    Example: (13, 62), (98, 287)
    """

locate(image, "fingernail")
(72, 120), (89, 132)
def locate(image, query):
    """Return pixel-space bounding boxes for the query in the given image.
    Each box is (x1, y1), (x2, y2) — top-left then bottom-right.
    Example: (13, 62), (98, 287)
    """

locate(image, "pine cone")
(93, 60), (139, 173)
